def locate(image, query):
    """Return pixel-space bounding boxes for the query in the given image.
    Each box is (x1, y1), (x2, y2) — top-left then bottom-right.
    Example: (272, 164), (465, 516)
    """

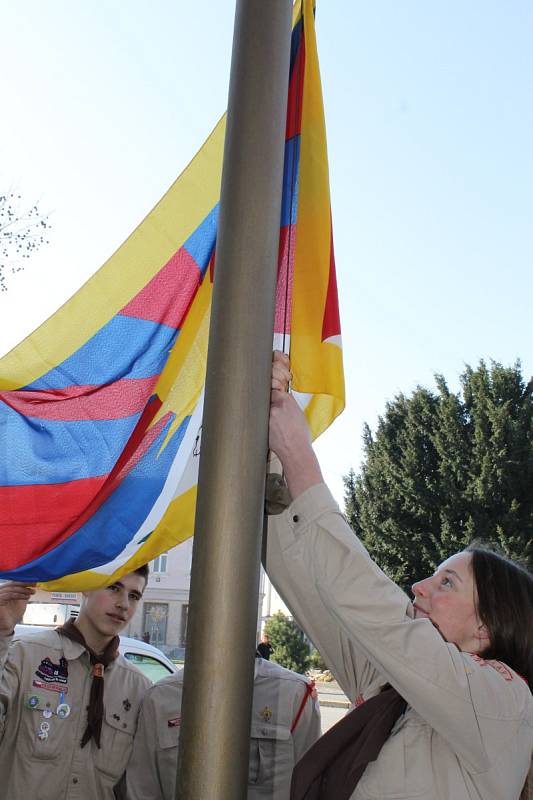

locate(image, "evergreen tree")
(344, 361), (533, 591)
(263, 611), (310, 674)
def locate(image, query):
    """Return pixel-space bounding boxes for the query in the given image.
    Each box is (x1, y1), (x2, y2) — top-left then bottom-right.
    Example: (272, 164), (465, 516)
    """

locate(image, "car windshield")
(123, 652), (174, 683)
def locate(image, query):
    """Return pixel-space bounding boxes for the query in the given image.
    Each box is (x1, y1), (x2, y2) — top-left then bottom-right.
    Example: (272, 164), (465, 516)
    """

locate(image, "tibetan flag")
(0, 0), (343, 590)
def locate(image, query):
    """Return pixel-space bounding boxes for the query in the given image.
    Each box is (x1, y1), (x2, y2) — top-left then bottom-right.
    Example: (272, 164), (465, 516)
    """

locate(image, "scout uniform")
(126, 657), (321, 800)
(0, 628), (150, 800)
(265, 483), (533, 800)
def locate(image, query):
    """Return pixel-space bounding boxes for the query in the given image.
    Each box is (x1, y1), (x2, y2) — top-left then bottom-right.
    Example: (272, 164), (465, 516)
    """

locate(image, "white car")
(119, 635), (179, 682)
(14, 624), (178, 683)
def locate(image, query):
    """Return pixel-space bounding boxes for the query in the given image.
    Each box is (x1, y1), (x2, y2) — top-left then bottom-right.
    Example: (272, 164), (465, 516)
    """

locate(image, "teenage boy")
(0, 567), (151, 800)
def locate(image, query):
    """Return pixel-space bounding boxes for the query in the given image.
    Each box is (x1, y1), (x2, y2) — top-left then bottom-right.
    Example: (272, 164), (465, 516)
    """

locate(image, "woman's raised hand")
(270, 351), (323, 498)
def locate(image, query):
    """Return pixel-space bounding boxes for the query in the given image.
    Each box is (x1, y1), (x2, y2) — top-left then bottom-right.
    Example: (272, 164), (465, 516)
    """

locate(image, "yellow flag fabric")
(0, 0), (343, 590)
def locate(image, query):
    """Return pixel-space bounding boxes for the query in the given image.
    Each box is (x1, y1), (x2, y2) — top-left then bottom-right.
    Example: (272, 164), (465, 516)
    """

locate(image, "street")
(314, 679), (350, 732)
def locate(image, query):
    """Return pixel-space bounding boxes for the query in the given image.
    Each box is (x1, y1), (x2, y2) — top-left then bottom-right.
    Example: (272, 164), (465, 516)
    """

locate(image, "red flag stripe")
(0, 376), (159, 422)
(120, 247), (201, 328)
(0, 476), (108, 569)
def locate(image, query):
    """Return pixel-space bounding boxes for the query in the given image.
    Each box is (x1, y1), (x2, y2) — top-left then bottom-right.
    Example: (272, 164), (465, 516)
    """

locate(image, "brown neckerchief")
(57, 617), (119, 748)
(290, 685), (407, 800)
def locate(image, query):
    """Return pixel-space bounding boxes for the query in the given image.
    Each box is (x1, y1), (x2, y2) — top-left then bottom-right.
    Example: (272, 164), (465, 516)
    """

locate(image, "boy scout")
(126, 655), (321, 800)
(0, 568), (151, 800)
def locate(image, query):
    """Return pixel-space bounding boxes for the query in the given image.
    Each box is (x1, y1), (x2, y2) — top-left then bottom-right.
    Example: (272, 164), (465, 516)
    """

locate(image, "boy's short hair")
(134, 563), (150, 586)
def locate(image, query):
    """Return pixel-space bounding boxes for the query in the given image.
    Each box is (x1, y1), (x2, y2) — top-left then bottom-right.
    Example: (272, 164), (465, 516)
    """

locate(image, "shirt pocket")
(94, 706), (135, 780)
(154, 716), (180, 794)
(249, 720), (293, 790)
(24, 690), (73, 761)
(156, 710), (181, 751)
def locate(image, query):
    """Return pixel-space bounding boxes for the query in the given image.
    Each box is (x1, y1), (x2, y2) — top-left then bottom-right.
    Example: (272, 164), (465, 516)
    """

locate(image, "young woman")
(267, 352), (533, 800)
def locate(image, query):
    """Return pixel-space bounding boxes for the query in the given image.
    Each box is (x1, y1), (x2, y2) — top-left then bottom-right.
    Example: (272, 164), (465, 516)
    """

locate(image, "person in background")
(266, 351), (533, 800)
(0, 567), (151, 800)
(256, 631), (274, 661)
(125, 653), (321, 800)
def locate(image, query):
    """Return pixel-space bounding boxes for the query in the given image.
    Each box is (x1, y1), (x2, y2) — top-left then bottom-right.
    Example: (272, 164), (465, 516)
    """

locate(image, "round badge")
(37, 730), (48, 741)
(40, 721), (50, 732)
(42, 709), (53, 719)
(56, 703), (71, 719)
(27, 695), (39, 708)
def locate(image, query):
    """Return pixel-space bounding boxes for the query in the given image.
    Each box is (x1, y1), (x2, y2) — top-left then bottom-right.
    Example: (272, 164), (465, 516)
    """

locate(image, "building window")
(152, 552), (168, 574)
(142, 602), (169, 647)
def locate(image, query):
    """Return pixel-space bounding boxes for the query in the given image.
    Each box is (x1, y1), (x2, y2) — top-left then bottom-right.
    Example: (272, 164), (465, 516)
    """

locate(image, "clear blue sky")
(1, 1), (531, 503)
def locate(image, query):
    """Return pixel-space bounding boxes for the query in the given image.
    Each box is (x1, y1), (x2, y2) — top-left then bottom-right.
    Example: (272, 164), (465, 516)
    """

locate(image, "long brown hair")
(467, 544), (533, 687)
(467, 546), (533, 800)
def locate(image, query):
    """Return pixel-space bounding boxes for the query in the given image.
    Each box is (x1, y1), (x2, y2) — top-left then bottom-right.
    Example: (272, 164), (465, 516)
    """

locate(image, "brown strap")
(290, 685), (406, 800)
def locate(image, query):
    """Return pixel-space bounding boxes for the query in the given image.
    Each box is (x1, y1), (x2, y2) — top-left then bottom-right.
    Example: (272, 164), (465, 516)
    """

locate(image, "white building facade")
(124, 538), (193, 656)
(125, 545), (289, 653)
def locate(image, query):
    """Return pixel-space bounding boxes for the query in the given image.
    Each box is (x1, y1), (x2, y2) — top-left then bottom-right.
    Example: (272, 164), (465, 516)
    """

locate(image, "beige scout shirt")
(126, 657), (321, 800)
(266, 483), (533, 800)
(0, 628), (150, 800)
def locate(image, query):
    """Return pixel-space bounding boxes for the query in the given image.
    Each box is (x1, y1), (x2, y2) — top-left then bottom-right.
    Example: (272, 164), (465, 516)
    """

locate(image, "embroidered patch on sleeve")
(471, 654), (514, 681)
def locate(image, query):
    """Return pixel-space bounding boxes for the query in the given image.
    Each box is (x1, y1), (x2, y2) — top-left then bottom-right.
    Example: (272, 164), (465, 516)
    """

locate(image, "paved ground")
(319, 701), (347, 732)
(314, 679), (350, 732)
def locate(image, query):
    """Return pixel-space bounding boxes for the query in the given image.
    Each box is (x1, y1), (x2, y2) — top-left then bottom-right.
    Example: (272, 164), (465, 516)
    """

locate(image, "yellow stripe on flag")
(291, 0), (344, 439)
(0, 118), (226, 391)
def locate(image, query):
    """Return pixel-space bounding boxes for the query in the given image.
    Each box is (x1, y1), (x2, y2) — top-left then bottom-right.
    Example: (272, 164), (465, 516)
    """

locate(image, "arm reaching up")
(269, 351), (323, 499)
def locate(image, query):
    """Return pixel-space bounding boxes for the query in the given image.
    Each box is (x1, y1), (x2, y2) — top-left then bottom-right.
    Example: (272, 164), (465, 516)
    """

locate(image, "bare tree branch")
(0, 192), (51, 291)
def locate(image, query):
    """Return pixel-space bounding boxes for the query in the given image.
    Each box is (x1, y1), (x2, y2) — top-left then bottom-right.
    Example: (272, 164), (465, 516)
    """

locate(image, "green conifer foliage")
(263, 611), (310, 674)
(344, 361), (532, 591)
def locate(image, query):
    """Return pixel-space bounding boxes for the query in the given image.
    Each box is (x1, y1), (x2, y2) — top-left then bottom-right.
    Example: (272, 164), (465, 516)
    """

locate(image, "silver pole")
(175, 1), (293, 798)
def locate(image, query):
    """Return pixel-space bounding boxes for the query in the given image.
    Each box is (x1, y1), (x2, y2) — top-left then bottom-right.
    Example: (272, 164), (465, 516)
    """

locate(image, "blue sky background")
(1, 1), (531, 504)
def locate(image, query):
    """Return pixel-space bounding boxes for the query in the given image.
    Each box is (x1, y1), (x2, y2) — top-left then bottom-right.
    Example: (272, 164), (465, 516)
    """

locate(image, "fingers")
(272, 350), (290, 366)
(0, 581), (36, 590)
(0, 582), (36, 603)
(270, 385), (296, 408)
(272, 350), (292, 392)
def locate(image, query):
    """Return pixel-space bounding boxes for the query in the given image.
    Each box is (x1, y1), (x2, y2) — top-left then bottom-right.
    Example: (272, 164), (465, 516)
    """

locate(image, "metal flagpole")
(175, 1), (293, 798)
